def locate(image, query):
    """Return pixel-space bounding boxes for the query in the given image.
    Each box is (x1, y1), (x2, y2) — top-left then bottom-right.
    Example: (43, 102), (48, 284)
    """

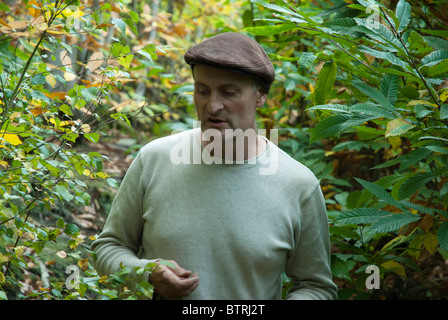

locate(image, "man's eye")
(196, 89), (208, 95)
(223, 90), (238, 96)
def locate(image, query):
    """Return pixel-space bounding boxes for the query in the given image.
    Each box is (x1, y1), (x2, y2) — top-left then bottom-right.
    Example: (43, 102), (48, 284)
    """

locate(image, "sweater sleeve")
(285, 184), (338, 300)
(91, 153), (158, 284)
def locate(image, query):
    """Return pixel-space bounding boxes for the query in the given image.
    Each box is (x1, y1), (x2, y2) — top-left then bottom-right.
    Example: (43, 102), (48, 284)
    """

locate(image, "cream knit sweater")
(92, 128), (337, 300)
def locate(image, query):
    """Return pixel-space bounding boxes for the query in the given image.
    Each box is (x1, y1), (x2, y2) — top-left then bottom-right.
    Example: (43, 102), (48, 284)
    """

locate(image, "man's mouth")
(206, 118), (228, 127)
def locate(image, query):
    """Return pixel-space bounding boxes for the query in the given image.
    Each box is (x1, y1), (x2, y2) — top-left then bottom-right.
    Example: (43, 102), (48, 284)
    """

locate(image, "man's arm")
(91, 154), (156, 284)
(285, 184), (338, 300)
(91, 151), (199, 298)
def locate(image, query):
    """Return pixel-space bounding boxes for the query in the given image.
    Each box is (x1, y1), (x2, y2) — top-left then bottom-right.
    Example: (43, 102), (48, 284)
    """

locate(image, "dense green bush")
(248, 0), (448, 298)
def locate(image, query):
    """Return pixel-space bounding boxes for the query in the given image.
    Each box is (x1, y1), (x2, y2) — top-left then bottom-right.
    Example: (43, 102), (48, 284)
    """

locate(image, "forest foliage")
(0, 0), (447, 300)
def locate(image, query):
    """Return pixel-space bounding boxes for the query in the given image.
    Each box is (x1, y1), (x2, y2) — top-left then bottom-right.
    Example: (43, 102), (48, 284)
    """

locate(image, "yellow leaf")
(385, 118), (415, 137)
(381, 260), (406, 277)
(0, 161), (8, 168)
(80, 123), (90, 133)
(440, 90), (448, 103)
(0, 133), (22, 146)
(46, 74), (56, 88)
(9, 111), (21, 122)
(78, 258), (89, 271)
(27, 0), (41, 18)
(407, 100), (438, 108)
(423, 234), (438, 255)
(64, 72), (77, 81)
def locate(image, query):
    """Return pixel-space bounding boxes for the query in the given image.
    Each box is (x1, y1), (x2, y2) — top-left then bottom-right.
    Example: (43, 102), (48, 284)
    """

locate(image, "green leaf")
(427, 58), (448, 77)
(307, 104), (351, 113)
(352, 81), (397, 114)
(408, 31), (433, 55)
(440, 104), (448, 119)
(64, 223), (80, 236)
(438, 221), (448, 251)
(358, 46), (408, 69)
(112, 18), (127, 35)
(111, 42), (124, 57)
(421, 49), (448, 66)
(84, 132), (100, 143)
(370, 213), (421, 233)
(398, 170), (446, 199)
(244, 23), (298, 36)
(310, 114), (350, 143)
(129, 10), (139, 23)
(54, 184), (74, 202)
(118, 54), (134, 69)
(355, 178), (405, 210)
(395, 0), (411, 32)
(57, 217), (66, 229)
(313, 61), (337, 105)
(380, 73), (399, 106)
(297, 52), (316, 74)
(250, 0), (303, 19)
(336, 208), (391, 225)
(331, 254), (357, 280)
(351, 102), (396, 119)
(111, 112), (131, 126)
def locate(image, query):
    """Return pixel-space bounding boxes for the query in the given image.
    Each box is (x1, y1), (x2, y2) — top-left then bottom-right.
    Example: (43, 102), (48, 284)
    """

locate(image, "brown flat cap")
(184, 32), (275, 92)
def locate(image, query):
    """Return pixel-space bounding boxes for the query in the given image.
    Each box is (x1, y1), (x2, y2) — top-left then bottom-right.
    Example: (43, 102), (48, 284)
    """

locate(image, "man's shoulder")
(271, 143), (320, 186)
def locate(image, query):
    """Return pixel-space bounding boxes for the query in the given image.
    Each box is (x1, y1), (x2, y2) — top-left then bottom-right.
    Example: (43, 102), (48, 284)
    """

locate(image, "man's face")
(193, 64), (267, 137)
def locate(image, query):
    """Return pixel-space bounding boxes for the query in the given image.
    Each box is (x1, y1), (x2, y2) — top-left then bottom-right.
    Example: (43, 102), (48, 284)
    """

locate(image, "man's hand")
(149, 260), (199, 299)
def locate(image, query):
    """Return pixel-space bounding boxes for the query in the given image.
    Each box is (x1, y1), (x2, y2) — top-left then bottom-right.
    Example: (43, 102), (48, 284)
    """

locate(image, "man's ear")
(255, 88), (267, 108)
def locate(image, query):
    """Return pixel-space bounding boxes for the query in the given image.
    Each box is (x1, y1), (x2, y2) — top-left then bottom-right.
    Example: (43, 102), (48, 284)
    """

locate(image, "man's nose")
(207, 91), (224, 114)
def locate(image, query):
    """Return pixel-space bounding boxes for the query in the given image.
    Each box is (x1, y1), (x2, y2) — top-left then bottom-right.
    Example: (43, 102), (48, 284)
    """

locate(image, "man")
(92, 32), (337, 300)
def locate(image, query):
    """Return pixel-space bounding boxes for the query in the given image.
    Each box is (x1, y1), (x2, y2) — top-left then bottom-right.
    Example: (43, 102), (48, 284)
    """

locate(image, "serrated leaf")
(421, 49), (448, 66)
(310, 114), (350, 143)
(351, 102), (396, 119)
(307, 104), (351, 113)
(395, 0), (411, 32)
(353, 81), (397, 114)
(438, 221), (448, 251)
(355, 178), (405, 209)
(427, 58), (448, 77)
(371, 213), (421, 233)
(359, 45), (408, 69)
(385, 118), (415, 137)
(398, 170), (446, 199)
(336, 208), (391, 225)
(440, 104), (448, 119)
(244, 23), (298, 36)
(313, 61), (337, 105)
(250, 0), (303, 18)
(298, 52), (316, 74)
(380, 73), (399, 106)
